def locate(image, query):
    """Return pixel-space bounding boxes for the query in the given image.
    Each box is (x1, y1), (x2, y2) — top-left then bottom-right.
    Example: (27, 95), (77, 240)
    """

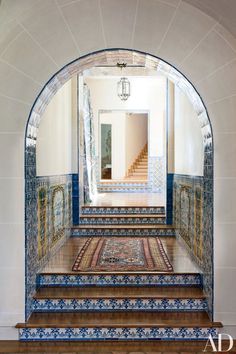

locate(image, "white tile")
(208, 96), (236, 133)
(182, 30), (236, 83)
(133, 0), (175, 54)
(0, 60), (40, 104)
(214, 223), (236, 268)
(0, 134), (24, 177)
(56, 0), (73, 6)
(2, 31), (58, 84)
(215, 268), (236, 315)
(20, 0), (79, 68)
(214, 133), (236, 178)
(0, 224), (24, 268)
(61, 0), (106, 56)
(0, 178), (24, 223)
(214, 178), (236, 223)
(100, 0), (137, 48)
(0, 96), (30, 133)
(159, 2), (215, 64)
(197, 59), (236, 103)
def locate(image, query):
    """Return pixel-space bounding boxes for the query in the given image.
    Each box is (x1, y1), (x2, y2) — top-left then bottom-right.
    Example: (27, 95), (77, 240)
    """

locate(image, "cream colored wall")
(84, 77), (166, 158)
(1, 0), (236, 339)
(174, 86), (204, 176)
(125, 113), (147, 172)
(100, 112), (126, 179)
(36, 78), (77, 176)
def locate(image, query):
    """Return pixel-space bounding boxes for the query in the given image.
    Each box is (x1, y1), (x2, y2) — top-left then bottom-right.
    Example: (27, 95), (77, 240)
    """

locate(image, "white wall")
(174, 86), (204, 176)
(125, 113), (147, 171)
(84, 76), (166, 158)
(36, 78), (77, 176)
(100, 112), (126, 179)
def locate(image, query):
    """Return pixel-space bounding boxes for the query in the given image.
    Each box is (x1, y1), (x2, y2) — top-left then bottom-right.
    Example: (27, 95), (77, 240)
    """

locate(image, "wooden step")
(34, 286), (205, 299)
(17, 312), (222, 328)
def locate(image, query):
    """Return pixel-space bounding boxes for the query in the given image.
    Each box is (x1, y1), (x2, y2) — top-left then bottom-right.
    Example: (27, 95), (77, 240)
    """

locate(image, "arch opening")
(25, 49), (213, 320)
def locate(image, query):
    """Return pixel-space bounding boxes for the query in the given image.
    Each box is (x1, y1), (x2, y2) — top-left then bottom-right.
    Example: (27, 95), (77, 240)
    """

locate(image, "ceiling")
(184, 0), (236, 37)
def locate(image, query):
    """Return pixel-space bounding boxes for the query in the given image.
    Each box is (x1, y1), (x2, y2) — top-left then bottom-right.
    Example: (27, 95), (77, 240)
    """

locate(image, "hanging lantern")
(116, 62), (131, 101)
(117, 77), (130, 101)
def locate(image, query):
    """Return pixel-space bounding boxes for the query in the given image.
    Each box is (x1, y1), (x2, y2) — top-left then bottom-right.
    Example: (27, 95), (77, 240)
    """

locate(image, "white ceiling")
(184, 0), (236, 37)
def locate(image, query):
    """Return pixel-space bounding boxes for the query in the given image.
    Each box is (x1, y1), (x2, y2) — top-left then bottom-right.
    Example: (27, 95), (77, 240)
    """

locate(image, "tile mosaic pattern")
(38, 273), (202, 287)
(25, 174), (72, 320)
(97, 182), (150, 193)
(173, 173), (213, 320)
(19, 326), (218, 341)
(81, 206), (165, 215)
(32, 297), (207, 312)
(149, 156), (166, 193)
(71, 227), (176, 237)
(79, 216), (166, 225)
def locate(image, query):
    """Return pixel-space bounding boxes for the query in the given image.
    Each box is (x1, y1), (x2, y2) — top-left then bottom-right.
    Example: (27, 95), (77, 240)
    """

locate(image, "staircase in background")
(126, 143), (148, 181)
(16, 205), (222, 341)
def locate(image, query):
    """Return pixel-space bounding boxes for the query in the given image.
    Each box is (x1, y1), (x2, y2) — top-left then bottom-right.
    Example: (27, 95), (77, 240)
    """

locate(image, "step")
(79, 215), (166, 225)
(32, 286), (207, 312)
(37, 273), (202, 287)
(17, 312), (222, 341)
(81, 206), (165, 215)
(71, 225), (175, 237)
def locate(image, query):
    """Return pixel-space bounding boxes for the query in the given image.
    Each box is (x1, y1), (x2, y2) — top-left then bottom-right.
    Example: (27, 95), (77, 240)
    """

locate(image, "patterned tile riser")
(71, 228), (176, 237)
(79, 217), (166, 225)
(32, 298), (207, 312)
(81, 207), (165, 215)
(19, 327), (218, 341)
(38, 274), (202, 287)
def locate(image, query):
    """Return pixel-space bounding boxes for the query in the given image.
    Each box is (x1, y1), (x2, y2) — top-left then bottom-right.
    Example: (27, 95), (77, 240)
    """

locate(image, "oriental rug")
(72, 237), (173, 272)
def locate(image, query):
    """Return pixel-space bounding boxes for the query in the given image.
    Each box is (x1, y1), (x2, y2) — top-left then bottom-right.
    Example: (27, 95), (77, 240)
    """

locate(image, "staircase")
(126, 144), (148, 180)
(16, 206), (222, 341)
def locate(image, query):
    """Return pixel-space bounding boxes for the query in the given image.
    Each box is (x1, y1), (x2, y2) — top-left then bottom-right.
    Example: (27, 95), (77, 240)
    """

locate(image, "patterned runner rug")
(72, 237), (173, 272)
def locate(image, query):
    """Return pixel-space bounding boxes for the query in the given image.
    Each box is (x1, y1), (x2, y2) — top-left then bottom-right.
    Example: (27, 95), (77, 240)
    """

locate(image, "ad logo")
(203, 334), (234, 352)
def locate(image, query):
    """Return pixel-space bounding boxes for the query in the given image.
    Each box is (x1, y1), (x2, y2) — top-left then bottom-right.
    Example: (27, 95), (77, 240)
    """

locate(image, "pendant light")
(117, 63), (130, 101)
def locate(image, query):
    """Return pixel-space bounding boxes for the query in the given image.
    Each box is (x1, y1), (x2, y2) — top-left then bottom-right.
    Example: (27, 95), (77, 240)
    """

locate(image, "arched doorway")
(25, 49), (213, 323)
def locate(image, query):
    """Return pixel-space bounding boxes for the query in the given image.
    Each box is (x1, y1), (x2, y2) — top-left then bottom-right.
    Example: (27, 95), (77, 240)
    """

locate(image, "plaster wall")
(174, 86), (204, 176)
(125, 113), (147, 171)
(0, 0), (236, 338)
(36, 78), (77, 176)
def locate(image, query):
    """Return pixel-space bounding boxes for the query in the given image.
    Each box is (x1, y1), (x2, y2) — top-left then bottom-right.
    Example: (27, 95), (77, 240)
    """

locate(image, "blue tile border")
(37, 273), (203, 287)
(19, 327), (218, 341)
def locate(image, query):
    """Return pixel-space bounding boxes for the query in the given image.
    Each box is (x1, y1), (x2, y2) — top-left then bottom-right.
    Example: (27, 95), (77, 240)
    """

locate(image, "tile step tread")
(40, 271), (200, 275)
(34, 286), (205, 299)
(16, 312), (222, 328)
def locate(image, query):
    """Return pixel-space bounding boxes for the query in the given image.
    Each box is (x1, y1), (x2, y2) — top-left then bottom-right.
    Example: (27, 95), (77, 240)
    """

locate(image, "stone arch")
(25, 48), (213, 319)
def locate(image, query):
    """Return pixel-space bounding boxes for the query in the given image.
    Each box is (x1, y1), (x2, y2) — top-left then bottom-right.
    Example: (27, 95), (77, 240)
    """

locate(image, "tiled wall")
(172, 173), (213, 319)
(25, 174), (72, 319)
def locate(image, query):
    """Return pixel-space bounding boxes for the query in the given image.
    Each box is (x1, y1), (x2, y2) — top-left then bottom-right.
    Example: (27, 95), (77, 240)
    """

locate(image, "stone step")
(81, 206), (165, 215)
(79, 215), (166, 225)
(16, 312), (222, 341)
(71, 225), (175, 237)
(37, 273), (202, 287)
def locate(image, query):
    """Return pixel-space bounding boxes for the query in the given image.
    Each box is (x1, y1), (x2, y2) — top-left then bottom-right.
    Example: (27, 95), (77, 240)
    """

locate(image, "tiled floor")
(42, 237), (200, 274)
(88, 192), (165, 207)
